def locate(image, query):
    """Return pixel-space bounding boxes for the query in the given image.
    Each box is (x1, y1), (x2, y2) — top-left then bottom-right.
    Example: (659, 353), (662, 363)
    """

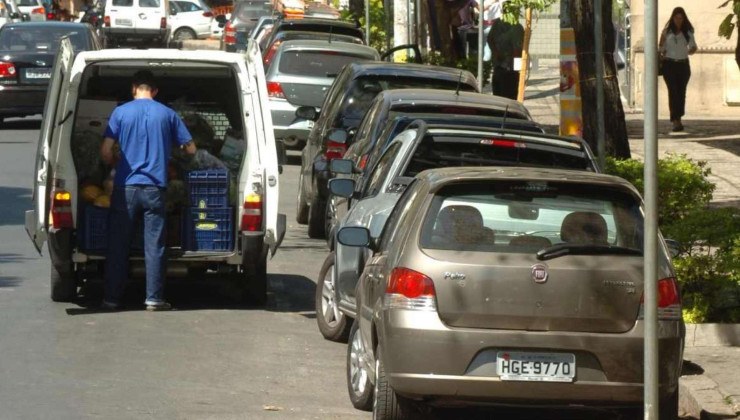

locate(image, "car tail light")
(202, 11), (213, 17)
(0, 62), (17, 79)
(224, 21), (236, 45)
(240, 194), (262, 232)
(160, 17), (166, 29)
(50, 190), (73, 229)
(46, 12), (56, 20)
(263, 40), (281, 66)
(324, 141), (346, 161)
(31, 6), (44, 14)
(480, 138), (526, 148)
(639, 277), (682, 320)
(266, 81), (285, 99)
(384, 267), (436, 311)
(104, 15), (111, 27)
(357, 154), (369, 170)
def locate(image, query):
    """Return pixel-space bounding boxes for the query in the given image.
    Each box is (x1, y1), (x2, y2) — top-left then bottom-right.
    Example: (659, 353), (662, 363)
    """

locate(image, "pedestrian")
(482, 0), (506, 61)
(487, 3), (523, 100)
(100, 70), (196, 311)
(659, 7), (697, 132)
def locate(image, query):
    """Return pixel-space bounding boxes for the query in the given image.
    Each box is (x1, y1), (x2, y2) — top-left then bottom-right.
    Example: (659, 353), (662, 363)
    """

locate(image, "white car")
(102, 0), (171, 47)
(16, 0), (45, 21)
(170, 0), (213, 40)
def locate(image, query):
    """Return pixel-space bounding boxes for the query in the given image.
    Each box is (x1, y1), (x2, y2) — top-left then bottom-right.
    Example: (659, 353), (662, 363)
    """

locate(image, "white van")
(102, 0), (171, 47)
(25, 40), (285, 304)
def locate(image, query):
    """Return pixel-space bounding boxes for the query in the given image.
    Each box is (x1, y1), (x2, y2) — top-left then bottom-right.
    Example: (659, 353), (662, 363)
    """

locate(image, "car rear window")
(235, 1), (272, 20)
(420, 182), (644, 254)
(0, 27), (88, 52)
(278, 50), (372, 77)
(401, 134), (593, 177)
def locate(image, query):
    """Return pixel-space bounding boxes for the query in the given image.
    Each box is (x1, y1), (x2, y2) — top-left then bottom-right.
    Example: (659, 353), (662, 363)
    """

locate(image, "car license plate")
(22, 68), (52, 83)
(496, 351), (575, 382)
(115, 18), (132, 26)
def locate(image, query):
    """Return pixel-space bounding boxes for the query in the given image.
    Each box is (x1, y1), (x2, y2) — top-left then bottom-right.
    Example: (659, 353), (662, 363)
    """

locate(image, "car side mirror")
(329, 159), (354, 175)
(295, 106), (317, 121)
(337, 226), (371, 248)
(328, 178), (355, 198)
(215, 14), (226, 24)
(326, 128), (348, 144)
(9, 12), (20, 19)
(664, 239), (680, 258)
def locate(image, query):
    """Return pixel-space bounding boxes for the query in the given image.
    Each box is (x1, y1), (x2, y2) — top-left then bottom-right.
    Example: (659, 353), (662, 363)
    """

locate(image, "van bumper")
(103, 28), (170, 41)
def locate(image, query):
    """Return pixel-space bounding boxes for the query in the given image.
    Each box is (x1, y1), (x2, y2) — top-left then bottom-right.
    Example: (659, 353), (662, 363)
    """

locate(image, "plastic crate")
(183, 207), (234, 251)
(187, 169), (229, 208)
(78, 205), (145, 253)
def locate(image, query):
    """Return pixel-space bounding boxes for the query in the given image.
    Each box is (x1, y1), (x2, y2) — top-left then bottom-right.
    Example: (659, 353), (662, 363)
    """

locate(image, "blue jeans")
(105, 186), (166, 305)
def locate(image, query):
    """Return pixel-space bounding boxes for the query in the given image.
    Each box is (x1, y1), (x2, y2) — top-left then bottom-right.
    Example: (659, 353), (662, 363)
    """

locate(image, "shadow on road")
(0, 119), (42, 131)
(0, 187), (32, 226)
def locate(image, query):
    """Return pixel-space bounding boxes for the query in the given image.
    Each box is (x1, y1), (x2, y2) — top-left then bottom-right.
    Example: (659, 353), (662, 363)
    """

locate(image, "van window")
(139, 0), (160, 7)
(112, 0), (133, 6)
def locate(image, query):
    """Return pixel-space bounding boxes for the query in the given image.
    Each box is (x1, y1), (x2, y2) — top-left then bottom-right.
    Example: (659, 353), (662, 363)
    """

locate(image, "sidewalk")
(522, 62), (740, 419)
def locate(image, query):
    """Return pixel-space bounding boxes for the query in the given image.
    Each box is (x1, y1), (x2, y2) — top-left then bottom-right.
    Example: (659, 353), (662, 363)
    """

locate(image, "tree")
(718, 0), (740, 70)
(570, 0), (631, 159)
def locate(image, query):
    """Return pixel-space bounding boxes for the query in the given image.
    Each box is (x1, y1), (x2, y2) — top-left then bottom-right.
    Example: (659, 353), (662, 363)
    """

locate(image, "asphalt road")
(0, 117), (681, 420)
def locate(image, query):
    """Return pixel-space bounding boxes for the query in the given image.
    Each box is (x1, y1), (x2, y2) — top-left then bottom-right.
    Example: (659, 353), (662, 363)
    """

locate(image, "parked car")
(0, 22), (101, 124)
(317, 121), (600, 341)
(102, 0), (171, 47)
(296, 62), (478, 239)
(16, 0), (45, 21)
(338, 167), (684, 419)
(247, 14), (273, 40)
(169, 0), (214, 41)
(260, 17), (364, 55)
(262, 28), (364, 67)
(221, 0), (272, 52)
(266, 40), (379, 150)
(24, 42), (285, 304)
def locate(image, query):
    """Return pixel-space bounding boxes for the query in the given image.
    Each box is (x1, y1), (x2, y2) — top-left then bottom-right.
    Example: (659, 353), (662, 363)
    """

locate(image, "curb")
(684, 324), (740, 348)
(680, 375), (738, 419)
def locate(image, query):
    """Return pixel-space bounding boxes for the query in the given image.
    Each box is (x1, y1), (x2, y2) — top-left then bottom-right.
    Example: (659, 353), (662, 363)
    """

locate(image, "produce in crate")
(94, 195), (111, 208)
(183, 113), (218, 154)
(81, 184), (104, 203)
(220, 130), (245, 171)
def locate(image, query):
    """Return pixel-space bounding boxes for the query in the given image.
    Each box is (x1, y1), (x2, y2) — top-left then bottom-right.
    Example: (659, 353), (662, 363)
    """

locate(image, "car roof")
(377, 88), (530, 119)
(275, 30), (361, 41)
(2, 22), (91, 30)
(274, 17), (359, 30)
(279, 39), (378, 55)
(347, 62), (477, 86)
(417, 167), (638, 193)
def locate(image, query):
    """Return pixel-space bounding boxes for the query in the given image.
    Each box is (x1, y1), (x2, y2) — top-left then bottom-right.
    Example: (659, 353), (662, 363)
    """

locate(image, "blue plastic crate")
(183, 207), (233, 251)
(78, 205), (145, 253)
(187, 169), (229, 208)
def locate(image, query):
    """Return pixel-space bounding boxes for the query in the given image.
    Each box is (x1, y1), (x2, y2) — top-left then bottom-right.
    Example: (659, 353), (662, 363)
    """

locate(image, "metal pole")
(365, 0), (370, 45)
(595, 0), (605, 170)
(477, 5), (484, 92)
(643, 0), (659, 418)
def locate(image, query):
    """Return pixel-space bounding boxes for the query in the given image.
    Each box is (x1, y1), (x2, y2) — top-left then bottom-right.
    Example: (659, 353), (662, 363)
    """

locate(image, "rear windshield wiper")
(536, 243), (642, 261)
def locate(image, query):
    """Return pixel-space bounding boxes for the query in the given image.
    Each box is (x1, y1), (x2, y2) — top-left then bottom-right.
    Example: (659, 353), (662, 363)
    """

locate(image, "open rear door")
(245, 40), (285, 256)
(25, 38), (74, 254)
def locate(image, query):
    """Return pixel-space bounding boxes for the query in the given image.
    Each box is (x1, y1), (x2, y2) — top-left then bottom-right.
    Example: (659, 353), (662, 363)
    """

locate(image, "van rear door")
(107, 0), (136, 31)
(25, 38), (74, 253)
(135, 0), (167, 34)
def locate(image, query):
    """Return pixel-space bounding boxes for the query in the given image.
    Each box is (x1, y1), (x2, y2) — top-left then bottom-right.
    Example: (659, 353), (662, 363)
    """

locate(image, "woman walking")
(659, 7), (697, 132)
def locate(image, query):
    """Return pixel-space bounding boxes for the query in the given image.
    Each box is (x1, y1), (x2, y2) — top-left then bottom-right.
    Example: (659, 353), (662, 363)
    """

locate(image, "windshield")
(278, 50), (372, 77)
(0, 26), (88, 52)
(420, 182), (643, 254)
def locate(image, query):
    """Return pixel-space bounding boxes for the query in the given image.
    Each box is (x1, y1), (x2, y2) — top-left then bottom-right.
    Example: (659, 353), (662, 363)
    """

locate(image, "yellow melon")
(93, 195), (110, 208)
(81, 185), (103, 203)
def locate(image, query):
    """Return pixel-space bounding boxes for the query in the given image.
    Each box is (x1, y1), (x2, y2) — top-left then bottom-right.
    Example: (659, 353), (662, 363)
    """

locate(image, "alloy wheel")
(321, 264), (342, 327)
(350, 326), (369, 397)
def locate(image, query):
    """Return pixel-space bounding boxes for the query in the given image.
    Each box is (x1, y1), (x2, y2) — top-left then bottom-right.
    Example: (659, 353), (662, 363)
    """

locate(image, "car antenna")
(455, 71), (464, 96)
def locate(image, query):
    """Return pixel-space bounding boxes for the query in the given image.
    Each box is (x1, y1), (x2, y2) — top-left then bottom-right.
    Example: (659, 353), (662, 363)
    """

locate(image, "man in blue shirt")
(100, 70), (196, 311)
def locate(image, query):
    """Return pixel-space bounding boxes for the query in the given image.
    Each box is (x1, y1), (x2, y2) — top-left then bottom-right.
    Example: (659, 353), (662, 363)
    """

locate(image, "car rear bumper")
(380, 311), (683, 406)
(270, 99), (311, 141)
(0, 85), (47, 117)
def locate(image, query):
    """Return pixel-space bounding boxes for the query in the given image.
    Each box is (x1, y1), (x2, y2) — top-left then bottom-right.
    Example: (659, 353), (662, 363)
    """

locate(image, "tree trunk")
(432, 0), (469, 64)
(517, 8), (533, 103)
(735, 23), (740, 71)
(570, 0), (630, 159)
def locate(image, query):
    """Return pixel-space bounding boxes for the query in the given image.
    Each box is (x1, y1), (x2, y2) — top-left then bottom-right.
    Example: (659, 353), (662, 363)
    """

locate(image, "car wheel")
(346, 320), (373, 411)
(316, 252), (350, 342)
(173, 28), (196, 41)
(296, 171), (309, 224)
(374, 347), (420, 420)
(50, 264), (76, 302)
(659, 389), (679, 420)
(307, 195), (326, 239)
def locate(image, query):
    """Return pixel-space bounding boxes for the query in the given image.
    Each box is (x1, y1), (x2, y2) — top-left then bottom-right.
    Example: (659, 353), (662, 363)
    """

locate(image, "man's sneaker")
(145, 301), (172, 311)
(100, 300), (122, 311)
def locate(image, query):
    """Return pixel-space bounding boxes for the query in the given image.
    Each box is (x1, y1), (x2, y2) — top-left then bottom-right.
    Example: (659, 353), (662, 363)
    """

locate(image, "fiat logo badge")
(531, 264), (548, 283)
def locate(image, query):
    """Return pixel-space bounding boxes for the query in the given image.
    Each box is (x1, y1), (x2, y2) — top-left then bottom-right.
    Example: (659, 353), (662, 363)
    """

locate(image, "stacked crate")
(183, 169), (233, 251)
(78, 206), (144, 253)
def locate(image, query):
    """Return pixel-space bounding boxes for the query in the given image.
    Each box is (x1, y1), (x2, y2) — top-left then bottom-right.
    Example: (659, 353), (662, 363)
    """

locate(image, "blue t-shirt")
(104, 99), (192, 187)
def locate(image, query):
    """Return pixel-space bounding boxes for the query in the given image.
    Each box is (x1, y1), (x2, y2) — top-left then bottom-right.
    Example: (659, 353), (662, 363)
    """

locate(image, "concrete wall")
(629, 1), (740, 117)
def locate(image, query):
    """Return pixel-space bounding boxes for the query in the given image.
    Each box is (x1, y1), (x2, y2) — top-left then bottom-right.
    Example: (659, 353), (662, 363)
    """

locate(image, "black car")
(296, 62), (478, 238)
(222, 0), (273, 52)
(261, 29), (363, 68)
(0, 22), (101, 124)
(261, 17), (364, 54)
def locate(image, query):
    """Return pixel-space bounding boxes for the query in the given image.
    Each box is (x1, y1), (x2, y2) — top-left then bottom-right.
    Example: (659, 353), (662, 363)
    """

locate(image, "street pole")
(365, 0), (370, 45)
(594, 0), (605, 170)
(644, 0), (659, 418)
(477, 7), (484, 92)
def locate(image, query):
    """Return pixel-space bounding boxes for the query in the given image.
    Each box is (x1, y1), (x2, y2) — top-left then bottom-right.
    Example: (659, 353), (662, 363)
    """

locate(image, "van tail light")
(50, 190), (73, 229)
(160, 17), (167, 29)
(266, 81), (285, 99)
(324, 141), (346, 161)
(202, 11), (213, 17)
(104, 15), (111, 27)
(31, 6), (45, 14)
(224, 21), (236, 45)
(0, 62), (17, 81)
(240, 194), (262, 232)
(639, 277), (682, 320)
(263, 40), (281, 66)
(384, 267), (436, 311)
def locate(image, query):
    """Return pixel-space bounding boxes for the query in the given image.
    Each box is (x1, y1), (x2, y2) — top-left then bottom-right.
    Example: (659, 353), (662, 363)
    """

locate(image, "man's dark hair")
(132, 70), (157, 90)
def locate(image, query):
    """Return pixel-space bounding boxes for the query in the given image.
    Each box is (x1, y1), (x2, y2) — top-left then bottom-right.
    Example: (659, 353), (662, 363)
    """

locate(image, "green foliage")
(340, 0), (386, 53)
(423, 51), (492, 87)
(718, 0), (740, 39)
(501, 0), (557, 24)
(605, 155), (740, 323)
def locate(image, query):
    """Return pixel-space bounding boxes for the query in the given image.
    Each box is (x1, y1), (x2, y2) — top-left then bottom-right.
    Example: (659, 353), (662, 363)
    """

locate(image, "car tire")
(307, 195), (326, 239)
(659, 389), (679, 420)
(50, 264), (76, 302)
(316, 252), (350, 342)
(374, 347), (421, 420)
(173, 28), (196, 41)
(296, 172), (309, 225)
(346, 320), (373, 411)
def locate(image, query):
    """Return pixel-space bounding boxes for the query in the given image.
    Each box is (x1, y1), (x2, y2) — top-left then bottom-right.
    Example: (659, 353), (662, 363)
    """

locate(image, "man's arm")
(182, 140), (196, 155)
(100, 137), (118, 166)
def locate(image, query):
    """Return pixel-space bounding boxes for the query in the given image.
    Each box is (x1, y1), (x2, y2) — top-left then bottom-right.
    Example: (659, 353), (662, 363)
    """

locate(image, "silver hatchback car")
(338, 167), (684, 419)
(265, 39), (379, 148)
